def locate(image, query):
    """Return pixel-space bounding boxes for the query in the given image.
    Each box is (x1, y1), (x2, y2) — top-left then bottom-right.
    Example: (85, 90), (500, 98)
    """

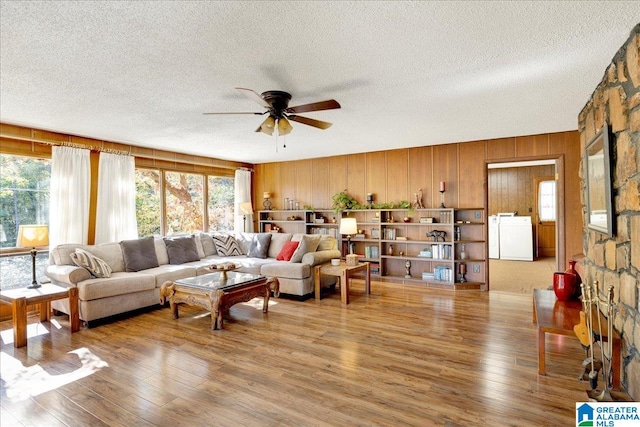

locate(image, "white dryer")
(499, 216), (534, 261)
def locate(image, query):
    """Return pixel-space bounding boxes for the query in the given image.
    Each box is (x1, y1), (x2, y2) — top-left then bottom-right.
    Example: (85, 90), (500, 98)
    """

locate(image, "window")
(165, 171), (204, 235)
(538, 180), (556, 222)
(0, 154), (50, 247)
(135, 168), (235, 236)
(135, 169), (162, 237)
(208, 176), (234, 232)
(0, 154), (51, 289)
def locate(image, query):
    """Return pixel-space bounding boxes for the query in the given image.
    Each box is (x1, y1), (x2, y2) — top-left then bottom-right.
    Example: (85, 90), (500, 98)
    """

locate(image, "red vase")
(565, 260), (582, 298)
(553, 272), (576, 301)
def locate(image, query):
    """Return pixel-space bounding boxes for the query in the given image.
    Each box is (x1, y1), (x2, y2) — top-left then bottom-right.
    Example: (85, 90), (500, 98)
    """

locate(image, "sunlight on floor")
(244, 297), (278, 309)
(0, 348), (108, 402)
(0, 322), (52, 345)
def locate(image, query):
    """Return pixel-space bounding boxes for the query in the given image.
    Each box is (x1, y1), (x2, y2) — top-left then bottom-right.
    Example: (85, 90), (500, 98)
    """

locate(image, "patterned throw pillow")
(212, 235), (243, 256)
(70, 248), (112, 278)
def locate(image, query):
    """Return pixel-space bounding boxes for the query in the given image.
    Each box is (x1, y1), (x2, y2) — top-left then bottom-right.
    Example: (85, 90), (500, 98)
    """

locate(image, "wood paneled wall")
(254, 131), (582, 269)
(488, 165), (555, 216)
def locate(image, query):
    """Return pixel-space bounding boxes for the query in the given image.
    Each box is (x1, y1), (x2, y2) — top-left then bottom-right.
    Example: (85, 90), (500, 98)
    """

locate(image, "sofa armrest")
(301, 249), (341, 267)
(45, 265), (90, 286)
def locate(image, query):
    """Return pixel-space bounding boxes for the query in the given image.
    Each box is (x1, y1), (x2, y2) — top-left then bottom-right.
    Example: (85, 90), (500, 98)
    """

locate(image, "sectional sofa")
(45, 232), (340, 326)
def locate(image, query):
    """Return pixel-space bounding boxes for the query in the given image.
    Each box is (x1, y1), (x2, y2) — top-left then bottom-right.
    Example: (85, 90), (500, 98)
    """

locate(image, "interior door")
(534, 176), (556, 258)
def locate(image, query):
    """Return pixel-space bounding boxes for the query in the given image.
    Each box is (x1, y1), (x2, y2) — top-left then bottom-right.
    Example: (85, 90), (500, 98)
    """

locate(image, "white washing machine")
(499, 216), (534, 261)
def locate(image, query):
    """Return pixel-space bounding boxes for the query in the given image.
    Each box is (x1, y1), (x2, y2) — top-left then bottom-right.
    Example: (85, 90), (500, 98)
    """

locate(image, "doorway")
(487, 159), (560, 293)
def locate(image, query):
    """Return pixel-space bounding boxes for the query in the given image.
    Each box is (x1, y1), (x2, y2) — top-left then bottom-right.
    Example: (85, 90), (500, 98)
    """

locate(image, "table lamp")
(16, 224), (49, 289)
(339, 217), (358, 266)
(239, 202), (253, 232)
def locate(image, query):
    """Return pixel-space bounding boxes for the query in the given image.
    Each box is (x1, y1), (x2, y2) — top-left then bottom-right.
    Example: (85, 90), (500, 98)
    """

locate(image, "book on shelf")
(430, 244), (451, 260)
(396, 236), (407, 241)
(365, 245), (379, 259)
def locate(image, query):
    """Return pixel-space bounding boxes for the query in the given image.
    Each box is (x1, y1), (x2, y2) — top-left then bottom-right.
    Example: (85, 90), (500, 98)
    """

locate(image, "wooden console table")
(532, 289), (621, 388)
(0, 284), (80, 348)
(314, 261), (370, 305)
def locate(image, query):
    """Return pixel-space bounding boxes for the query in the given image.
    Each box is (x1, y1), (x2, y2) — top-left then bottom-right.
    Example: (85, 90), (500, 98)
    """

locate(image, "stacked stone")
(578, 23), (640, 400)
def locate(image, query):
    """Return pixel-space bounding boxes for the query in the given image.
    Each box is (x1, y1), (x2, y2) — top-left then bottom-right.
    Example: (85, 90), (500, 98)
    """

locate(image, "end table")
(314, 261), (370, 305)
(0, 283), (79, 347)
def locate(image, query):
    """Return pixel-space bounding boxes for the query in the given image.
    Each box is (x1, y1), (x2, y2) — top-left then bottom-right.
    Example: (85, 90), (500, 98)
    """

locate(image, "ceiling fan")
(203, 88), (341, 136)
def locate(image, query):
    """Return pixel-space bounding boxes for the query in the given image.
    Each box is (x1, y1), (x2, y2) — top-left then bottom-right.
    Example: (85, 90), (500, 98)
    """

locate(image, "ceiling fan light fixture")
(277, 117), (292, 136)
(259, 116), (275, 135)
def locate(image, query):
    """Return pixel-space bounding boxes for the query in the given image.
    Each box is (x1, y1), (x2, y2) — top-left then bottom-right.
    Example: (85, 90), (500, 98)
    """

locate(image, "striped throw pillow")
(212, 235), (242, 256)
(70, 248), (113, 278)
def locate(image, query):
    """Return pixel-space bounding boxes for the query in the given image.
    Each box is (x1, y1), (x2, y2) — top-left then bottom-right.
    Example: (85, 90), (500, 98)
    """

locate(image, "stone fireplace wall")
(578, 23), (639, 399)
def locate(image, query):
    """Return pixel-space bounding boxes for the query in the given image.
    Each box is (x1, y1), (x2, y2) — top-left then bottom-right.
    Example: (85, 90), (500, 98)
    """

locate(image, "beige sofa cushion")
(290, 234), (322, 263)
(77, 272), (156, 301)
(199, 233), (217, 256)
(154, 237), (169, 265)
(261, 261), (311, 280)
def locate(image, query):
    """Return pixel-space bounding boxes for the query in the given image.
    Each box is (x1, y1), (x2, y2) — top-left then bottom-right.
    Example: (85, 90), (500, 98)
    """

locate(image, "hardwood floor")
(1, 281), (590, 426)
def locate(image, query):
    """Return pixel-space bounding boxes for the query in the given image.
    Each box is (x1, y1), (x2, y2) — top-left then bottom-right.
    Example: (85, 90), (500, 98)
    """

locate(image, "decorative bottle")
(387, 244), (393, 256)
(565, 260), (582, 298)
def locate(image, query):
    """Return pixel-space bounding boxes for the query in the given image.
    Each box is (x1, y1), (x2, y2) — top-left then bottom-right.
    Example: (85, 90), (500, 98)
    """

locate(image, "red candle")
(439, 181), (446, 192)
(459, 263), (467, 274)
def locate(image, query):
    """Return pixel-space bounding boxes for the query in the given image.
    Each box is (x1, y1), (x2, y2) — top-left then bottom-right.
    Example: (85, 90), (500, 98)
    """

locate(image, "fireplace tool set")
(576, 280), (615, 401)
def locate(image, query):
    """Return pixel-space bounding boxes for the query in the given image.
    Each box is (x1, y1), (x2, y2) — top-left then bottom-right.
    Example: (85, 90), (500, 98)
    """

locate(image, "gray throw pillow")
(164, 236), (200, 264)
(247, 233), (272, 259)
(290, 234), (322, 263)
(120, 236), (159, 272)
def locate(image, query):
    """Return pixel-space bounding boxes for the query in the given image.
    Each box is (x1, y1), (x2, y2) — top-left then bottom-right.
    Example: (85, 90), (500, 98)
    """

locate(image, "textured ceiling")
(1, 1), (638, 164)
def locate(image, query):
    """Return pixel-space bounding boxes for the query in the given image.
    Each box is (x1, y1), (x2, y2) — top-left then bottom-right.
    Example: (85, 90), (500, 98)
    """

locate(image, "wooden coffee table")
(314, 261), (370, 305)
(0, 283), (80, 348)
(159, 272), (278, 330)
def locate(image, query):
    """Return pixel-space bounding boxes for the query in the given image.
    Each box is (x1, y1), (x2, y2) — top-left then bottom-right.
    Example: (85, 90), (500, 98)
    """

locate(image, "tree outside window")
(135, 169), (162, 237)
(208, 176), (234, 232)
(165, 171), (204, 235)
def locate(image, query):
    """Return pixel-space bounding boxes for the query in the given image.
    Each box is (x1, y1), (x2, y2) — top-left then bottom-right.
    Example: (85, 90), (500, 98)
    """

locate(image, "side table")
(314, 261), (370, 305)
(0, 284), (80, 347)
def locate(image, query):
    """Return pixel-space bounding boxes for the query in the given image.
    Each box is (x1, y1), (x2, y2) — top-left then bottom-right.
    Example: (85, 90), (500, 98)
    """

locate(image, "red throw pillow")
(277, 241), (299, 261)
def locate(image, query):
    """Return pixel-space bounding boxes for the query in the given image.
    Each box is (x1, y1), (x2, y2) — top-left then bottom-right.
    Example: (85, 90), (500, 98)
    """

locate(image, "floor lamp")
(239, 202), (253, 232)
(16, 224), (49, 289)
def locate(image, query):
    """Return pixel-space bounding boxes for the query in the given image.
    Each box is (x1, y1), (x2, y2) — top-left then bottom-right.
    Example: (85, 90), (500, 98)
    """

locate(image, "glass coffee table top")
(175, 271), (265, 291)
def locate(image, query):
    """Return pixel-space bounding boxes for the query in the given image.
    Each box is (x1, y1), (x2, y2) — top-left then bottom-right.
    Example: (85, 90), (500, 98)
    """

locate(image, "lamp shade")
(239, 202), (253, 215)
(277, 117), (292, 136)
(259, 116), (276, 135)
(339, 217), (357, 235)
(16, 224), (49, 248)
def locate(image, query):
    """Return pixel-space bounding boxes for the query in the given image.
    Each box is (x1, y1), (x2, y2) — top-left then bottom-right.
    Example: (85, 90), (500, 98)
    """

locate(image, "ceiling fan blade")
(287, 99), (341, 114)
(203, 112), (264, 115)
(288, 115), (333, 130)
(235, 87), (271, 108)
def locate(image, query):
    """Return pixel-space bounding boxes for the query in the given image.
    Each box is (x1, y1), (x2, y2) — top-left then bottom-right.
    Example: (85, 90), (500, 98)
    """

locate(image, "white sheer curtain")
(95, 152), (138, 243)
(49, 146), (91, 248)
(234, 169), (253, 233)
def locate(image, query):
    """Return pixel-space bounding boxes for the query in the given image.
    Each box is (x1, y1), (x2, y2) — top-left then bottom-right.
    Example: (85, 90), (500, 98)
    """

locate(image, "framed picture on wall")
(585, 124), (615, 237)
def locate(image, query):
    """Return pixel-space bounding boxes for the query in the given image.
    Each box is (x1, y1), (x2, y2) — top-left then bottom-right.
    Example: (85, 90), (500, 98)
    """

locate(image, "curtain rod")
(0, 133), (130, 156)
(1, 132), (252, 170)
